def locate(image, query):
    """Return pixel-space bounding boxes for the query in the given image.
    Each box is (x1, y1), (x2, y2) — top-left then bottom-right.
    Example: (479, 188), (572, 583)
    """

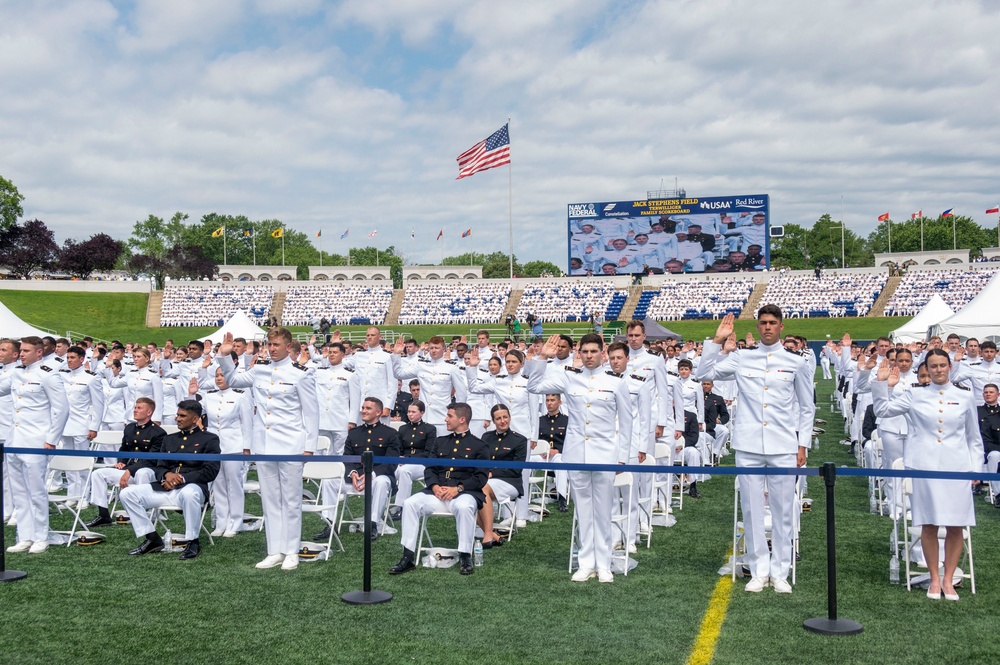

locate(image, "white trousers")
(487, 478), (520, 509)
(571, 470), (615, 572)
(613, 456), (644, 544)
(400, 491), (478, 555)
(2, 444), (13, 519)
(60, 435), (91, 499)
(712, 424), (731, 456)
(214, 460), (246, 533)
(985, 451), (1000, 495)
(393, 463), (425, 507)
(851, 392), (872, 443)
(9, 454), (48, 543)
(88, 466), (155, 508)
(550, 452), (568, 498)
(682, 445), (704, 483)
(120, 483), (205, 541)
(318, 430), (347, 520)
(879, 430), (905, 503)
(470, 419), (489, 438)
(736, 450), (796, 582)
(364, 474), (392, 528)
(258, 461), (304, 557)
(820, 357), (832, 379)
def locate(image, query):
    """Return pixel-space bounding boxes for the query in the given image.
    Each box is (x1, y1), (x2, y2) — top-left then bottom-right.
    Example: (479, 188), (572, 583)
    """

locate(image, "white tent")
(0, 298), (52, 339)
(889, 294), (954, 344)
(928, 270), (1000, 343)
(206, 311), (268, 344)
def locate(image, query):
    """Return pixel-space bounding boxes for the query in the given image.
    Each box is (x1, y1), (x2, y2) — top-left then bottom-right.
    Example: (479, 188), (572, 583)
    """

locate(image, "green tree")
(127, 212), (189, 257)
(348, 246), (404, 287)
(769, 223), (810, 269)
(808, 214), (869, 268)
(0, 175), (24, 232)
(521, 260), (562, 277)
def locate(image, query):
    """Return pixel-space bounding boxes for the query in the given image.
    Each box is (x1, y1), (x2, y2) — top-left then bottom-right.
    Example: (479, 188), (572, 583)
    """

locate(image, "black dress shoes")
(689, 482), (701, 499)
(557, 496), (568, 512)
(85, 515), (113, 529)
(481, 538), (504, 550)
(179, 539), (201, 560)
(369, 522), (379, 542)
(389, 549), (416, 575)
(313, 526), (332, 541)
(128, 534), (164, 556)
(459, 553), (474, 575)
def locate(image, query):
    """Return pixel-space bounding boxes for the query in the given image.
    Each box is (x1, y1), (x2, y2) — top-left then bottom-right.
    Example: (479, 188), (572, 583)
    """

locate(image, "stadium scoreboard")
(567, 194), (770, 276)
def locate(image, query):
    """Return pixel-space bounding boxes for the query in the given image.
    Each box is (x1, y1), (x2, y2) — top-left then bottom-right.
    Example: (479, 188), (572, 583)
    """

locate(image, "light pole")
(830, 221), (846, 268)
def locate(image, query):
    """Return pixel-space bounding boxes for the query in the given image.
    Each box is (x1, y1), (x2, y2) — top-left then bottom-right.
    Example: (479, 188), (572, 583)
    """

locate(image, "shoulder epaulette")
(147, 368), (157, 373)
(521, 374), (529, 380)
(445, 359), (457, 365)
(233, 388), (243, 393)
(256, 359), (271, 365)
(913, 382), (929, 388)
(85, 369), (96, 376)
(292, 362), (308, 371)
(40, 365), (52, 372)
(343, 366), (354, 372)
(630, 373), (646, 382)
(564, 366), (582, 373)
(605, 370), (623, 378)
(478, 367), (488, 373)
(418, 357), (429, 363)
(667, 370), (679, 377)
(208, 389), (219, 393)
(56, 357), (64, 363)
(59, 368), (71, 373)
(954, 384), (971, 390)
(498, 374), (509, 379)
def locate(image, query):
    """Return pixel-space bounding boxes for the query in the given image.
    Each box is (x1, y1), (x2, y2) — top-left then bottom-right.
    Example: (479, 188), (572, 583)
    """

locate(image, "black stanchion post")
(1, 443), (28, 582)
(342, 450), (392, 605)
(804, 462), (862, 635)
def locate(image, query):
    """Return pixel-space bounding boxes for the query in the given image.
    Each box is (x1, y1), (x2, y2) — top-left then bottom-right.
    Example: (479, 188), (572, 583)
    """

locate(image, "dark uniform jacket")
(398, 421), (437, 458)
(119, 421), (167, 476)
(481, 429), (528, 496)
(391, 391), (413, 419)
(538, 412), (568, 454)
(344, 422), (401, 480)
(150, 427), (220, 500)
(422, 430), (489, 508)
(703, 392), (730, 436)
(978, 403), (1000, 458)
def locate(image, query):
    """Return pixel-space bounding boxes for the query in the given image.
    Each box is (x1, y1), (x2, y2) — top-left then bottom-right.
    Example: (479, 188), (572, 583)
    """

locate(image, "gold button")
(764, 387), (769, 391)
(585, 421), (590, 425)
(763, 404), (768, 408)
(763, 422), (768, 426)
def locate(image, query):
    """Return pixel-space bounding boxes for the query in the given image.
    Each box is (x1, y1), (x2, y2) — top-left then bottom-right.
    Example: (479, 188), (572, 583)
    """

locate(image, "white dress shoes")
(255, 554), (284, 569)
(6, 541), (32, 553)
(770, 577), (792, 594)
(571, 567), (596, 582)
(281, 554), (299, 571)
(744, 577), (769, 593)
(597, 569), (614, 583)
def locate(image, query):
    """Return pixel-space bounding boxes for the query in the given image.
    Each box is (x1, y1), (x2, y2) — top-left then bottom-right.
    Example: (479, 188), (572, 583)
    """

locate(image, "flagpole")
(320, 231), (323, 267)
(507, 115), (513, 279)
(282, 229), (285, 266)
(953, 215), (957, 250)
(920, 217), (924, 252)
(887, 217), (891, 253)
(223, 227), (227, 266)
(253, 229), (257, 266)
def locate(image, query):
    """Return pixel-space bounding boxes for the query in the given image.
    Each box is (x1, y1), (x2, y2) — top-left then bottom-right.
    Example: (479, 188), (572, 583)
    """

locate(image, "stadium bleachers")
(755, 272), (887, 318)
(884, 267), (999, 316)
(642, 278), (756, 321)
(516, 281), (626, 323)
(398, 283), (510, 325)
(159, 285), (273, 327)
(283, 284), (393, 326)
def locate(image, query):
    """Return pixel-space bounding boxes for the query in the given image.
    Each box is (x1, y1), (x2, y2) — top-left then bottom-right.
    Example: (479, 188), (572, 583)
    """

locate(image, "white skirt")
(910, 477), (976, 527)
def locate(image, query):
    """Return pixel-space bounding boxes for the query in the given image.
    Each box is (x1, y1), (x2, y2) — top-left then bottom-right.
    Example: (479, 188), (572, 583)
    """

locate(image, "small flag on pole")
(877, 212), (890, 222)
(212, 226), (224, 238)
(941, 208), (954, 218)
(315, 230), (322, 238)
(340, 229), (349, 239)
(910, 210), (922, 220)
(271, 228), (284, 238)
(456, 123), (511, 179)
(986, 206), (1000, 215)
(462, 229), (471, 238)
(368, 229), (377, 238)
(436, 229), (443, 241)
(243, 228), (253, 238)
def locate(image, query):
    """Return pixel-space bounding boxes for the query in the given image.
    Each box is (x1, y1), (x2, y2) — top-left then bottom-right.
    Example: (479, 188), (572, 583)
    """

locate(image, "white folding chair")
(90, 430), (123, 468)
(153, 487), (215, 546)
(611, 471), (634, 575)
(651, 442), (674, 524)
(416, 509), (460, 565)
(47, 455), (95, 546)
(527, 440), (551, 520)
(162, 425), (180, 435)
(301, 461), (345, 557)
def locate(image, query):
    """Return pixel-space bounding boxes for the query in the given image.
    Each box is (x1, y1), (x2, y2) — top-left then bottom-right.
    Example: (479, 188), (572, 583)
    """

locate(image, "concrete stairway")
(503, 289), (524, 320)
(270, 292), (286, 325)
(868, 275), (901, 317)
(618, 285), (645, 322)
(739, 283), (768, 320)
(383, 289), (405, 326)
(145, 291), (163, 327)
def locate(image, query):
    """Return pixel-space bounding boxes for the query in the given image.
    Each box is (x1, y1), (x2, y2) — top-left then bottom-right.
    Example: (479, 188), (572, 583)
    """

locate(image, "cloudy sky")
(4, 0), (1000, 268)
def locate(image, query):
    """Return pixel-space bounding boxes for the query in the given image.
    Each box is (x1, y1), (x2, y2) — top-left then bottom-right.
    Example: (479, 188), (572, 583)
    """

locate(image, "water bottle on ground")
(889, 554), (900, 584)
(163, 529), (174, 553)
(473, 540), (483, 567)
(869, 493), (878, 514)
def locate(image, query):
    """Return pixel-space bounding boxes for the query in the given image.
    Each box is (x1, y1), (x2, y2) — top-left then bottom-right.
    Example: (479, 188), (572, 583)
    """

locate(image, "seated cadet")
(701, 380), (731, 457)
(389, 400), (437, 522)
(389, 403), (489, 576)
(85, 397), (164, 528)
(118, 400), (221, 560)
(477, 404), (528, 548)
(342, 397), (401, 540)
(538, 394), (569, 512)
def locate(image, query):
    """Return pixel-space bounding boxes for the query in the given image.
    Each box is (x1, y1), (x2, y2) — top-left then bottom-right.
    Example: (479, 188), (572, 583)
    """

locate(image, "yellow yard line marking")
(685, 551), (735, 665)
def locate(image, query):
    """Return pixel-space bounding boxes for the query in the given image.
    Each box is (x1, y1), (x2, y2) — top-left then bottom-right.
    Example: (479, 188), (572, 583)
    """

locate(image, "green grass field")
(3, 374), (999, 664)
(0, 288), (909, 346)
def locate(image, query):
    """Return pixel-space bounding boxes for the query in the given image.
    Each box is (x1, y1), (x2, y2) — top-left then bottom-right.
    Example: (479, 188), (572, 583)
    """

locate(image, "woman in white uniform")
(872, 349), (982, 600)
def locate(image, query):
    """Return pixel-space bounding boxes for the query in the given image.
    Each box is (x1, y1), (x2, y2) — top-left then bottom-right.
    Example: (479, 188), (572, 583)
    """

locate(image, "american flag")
(368, 229), (378, 238)
(456, 123), (511, 179)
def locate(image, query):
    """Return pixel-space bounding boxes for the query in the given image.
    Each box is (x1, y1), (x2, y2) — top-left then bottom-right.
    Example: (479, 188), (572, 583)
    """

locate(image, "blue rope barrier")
(5, 446), (1000, 481)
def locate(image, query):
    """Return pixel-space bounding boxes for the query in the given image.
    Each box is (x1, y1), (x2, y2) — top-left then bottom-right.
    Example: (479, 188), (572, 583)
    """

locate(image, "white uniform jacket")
(872, 380), (982, 472)
(392, 355), (468, 426)
(59, 366), (105, 436)
(219, 355), (319, 455)
(525, 359), (633, 465)
(0, 359), (70, 447)
(696, 340), (815, 455)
